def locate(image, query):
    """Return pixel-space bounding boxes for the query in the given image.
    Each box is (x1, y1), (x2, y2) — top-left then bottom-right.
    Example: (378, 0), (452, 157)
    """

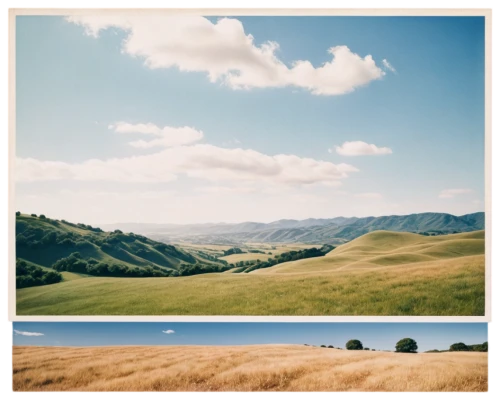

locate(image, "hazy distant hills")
(103, 212), (485, 245)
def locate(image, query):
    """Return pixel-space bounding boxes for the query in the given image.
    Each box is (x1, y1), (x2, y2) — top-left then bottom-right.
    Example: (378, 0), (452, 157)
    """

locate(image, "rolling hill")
(254, 230), (485, 274)
(15, 213), (227, 277)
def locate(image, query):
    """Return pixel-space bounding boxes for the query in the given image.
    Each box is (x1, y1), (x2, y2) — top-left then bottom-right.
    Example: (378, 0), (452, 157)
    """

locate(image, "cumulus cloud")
(354, 192), (383, 199)
(14, 330), (44, 337)
(382, 59), (396, 73)
(438, 189), (473, 199)
(109, 122), (203, 148)
(16, 144), (358, 186)
(66, 15), (385, 96)
(162, 330), (175, 334)
(333, 141), (393, 156)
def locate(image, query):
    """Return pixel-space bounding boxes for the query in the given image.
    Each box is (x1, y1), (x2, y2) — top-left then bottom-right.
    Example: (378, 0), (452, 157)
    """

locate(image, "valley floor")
(13, 345), (487, 391)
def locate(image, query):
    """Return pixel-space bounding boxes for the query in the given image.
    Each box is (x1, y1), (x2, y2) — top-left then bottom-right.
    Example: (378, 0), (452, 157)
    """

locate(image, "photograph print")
(11, 11), (489, 316)
(12, 322), (488, 391)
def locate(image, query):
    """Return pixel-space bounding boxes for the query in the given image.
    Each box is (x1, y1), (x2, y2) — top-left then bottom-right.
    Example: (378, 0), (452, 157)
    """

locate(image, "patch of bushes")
(16, 259), (62, 289)
(223, 247), (245, 256)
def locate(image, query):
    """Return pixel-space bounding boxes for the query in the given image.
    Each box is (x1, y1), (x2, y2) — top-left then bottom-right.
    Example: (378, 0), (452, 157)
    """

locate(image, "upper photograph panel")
(12, 12), (488, 316)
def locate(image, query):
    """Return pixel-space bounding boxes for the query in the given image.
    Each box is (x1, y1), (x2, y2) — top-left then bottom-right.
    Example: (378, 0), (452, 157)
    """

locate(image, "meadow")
(16, 230), (485, 316)
(13, 345), (488, 391)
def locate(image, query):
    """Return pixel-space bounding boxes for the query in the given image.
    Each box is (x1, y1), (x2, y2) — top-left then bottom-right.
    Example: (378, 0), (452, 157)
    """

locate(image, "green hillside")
(15, 213), (228, 277)
(254, 230), (485, 274)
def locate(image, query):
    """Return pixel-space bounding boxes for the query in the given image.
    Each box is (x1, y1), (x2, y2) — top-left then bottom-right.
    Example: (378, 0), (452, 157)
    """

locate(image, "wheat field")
(13, 345), (487, 391)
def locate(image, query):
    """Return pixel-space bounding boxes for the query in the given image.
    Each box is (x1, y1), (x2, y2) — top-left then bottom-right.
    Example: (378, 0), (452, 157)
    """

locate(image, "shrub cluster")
(242, 245), (335, 273)
(178, 262), (232, 276)
(223, 247), (245, 256)
(16, 259), (62, 289)
(450, 342), (488, 352)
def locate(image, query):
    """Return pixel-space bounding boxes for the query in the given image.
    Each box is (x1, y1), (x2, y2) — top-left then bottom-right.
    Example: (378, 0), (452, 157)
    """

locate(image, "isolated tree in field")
(346, 339), (363, 350)
(364, 348), (370, 350)
(449, 342), (469, 352)
(328, 345), (334, 348)
(16, 211), (20, 216)
(395, 338), (418, 353)
(39, 214), (46, 219)
(31, 214), (37, 217)
(320, 345), (326, 348)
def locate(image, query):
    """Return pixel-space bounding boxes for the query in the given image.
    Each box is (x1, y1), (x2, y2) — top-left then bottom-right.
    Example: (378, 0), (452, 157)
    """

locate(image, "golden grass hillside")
(13, 345), (487, 392)
(254, 230), (485, 274)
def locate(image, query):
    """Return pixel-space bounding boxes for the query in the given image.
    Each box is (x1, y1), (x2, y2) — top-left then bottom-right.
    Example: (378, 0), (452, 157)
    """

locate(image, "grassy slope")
(17, 255), (484, 316)
(254, 230), (485, 274)
(16, 214), (198, 272)
(13, 345), (487, 391)
(16, 230), (485, 316)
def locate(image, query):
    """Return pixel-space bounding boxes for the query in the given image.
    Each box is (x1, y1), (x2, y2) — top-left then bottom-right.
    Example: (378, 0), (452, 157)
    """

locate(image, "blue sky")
(12, 322), (487, 352)
(15, 15), (485, 224)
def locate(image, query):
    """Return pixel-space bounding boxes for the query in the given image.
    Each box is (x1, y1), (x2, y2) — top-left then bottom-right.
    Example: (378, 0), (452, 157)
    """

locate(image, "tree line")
(306, 338), (488, 353)
(240, 245), (334, 273)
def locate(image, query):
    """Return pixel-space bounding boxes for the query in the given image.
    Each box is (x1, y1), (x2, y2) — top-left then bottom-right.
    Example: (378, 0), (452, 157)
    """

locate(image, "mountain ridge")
(102, 212), (485, 245)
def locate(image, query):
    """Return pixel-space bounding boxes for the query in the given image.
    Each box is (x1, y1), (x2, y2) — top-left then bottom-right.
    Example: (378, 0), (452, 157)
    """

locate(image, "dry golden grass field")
(13, 345), (487, 392)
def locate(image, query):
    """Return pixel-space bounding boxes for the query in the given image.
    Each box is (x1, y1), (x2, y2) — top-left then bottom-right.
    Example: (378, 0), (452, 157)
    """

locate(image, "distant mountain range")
(103, 212), (485, 245)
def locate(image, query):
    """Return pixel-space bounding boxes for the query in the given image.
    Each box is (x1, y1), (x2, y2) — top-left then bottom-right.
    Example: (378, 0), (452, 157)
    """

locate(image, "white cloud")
(16, 144), (358, 186)
(110, 122), (203, 148)
(382, 59), (396, 73)
(162, 330), (175, 334)
(438, 188), (473, 199)
(14, 330), (44, 337)
(66, 15), (385, 96)
(354, 192), (383, 199)
(333, 141), (393, 156)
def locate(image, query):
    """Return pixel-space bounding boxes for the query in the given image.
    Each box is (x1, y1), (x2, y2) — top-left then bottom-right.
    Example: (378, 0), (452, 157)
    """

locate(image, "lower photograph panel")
(12, 322), (488, 392)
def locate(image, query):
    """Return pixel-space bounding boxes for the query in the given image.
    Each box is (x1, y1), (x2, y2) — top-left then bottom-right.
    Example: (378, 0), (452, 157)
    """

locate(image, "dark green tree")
(395, 338), (418, 353)
(346, 339), (363, 350)
(16, 211), (20, 216)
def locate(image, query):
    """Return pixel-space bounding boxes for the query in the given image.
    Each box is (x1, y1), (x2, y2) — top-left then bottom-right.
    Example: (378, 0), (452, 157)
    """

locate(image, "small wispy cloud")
(162, 330), (175, 334)
(14, 330), (44, 337)
(382, 59), (396, 73)
(332, 141), (392, 156)
(438, 188), (473, 199)
(109, 122), (204, 149)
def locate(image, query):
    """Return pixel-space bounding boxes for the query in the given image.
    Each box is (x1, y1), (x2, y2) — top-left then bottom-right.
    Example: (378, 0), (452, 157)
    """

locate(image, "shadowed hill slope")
(15, 214), (223, 275)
